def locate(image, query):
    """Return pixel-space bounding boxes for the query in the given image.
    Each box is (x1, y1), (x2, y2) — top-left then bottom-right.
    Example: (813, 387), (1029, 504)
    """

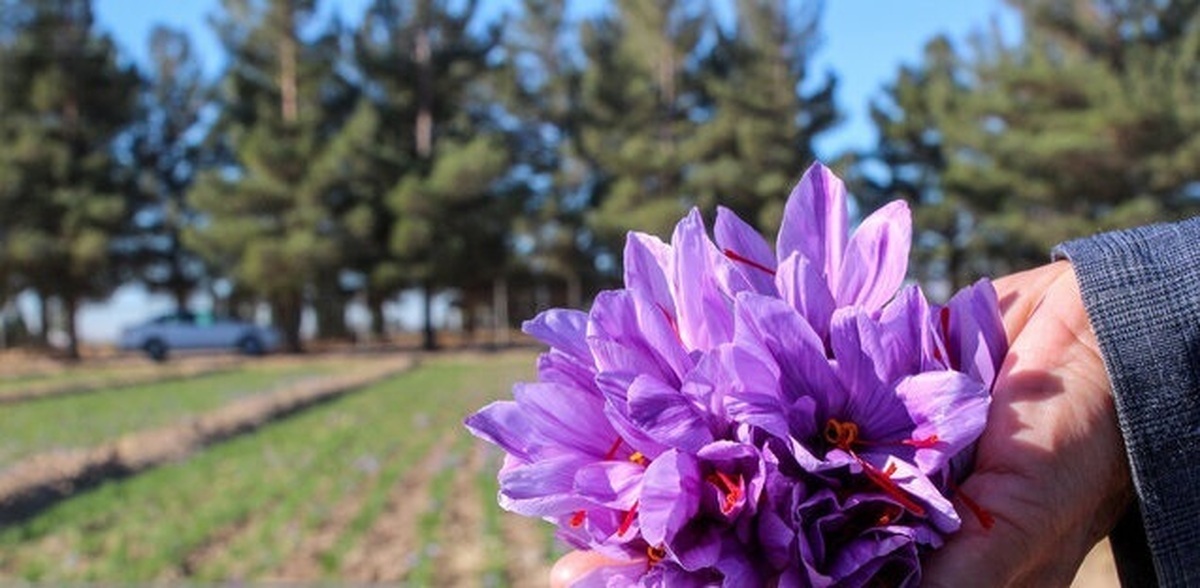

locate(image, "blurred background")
(3, 0), (1196, 358)
(0, 0), (1185, 583)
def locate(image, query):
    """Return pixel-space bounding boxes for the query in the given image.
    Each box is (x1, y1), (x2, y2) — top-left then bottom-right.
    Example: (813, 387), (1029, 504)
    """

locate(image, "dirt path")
(173, 510), (263, 580)
(501, 498), (555, 588)
(0, 356), (242, 404)
(430, 442), (490, 587)
(268, 463), (385, 580)
(339, 438), (453, 582)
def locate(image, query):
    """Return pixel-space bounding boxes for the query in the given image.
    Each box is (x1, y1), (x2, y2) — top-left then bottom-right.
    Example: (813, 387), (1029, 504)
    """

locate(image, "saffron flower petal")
(895, 371), (990, 476)
(943, 278), (1007, 388)
(628, 375), (715, 454)
(715, 206), (777, 296)
(639, 449), (703, 547)
(835, 200), (912, 310)
(623, 231), (676, 317)
(671, 209), (734, 351)
(775, 252), (836, 342)
(778, 162), (848, 284)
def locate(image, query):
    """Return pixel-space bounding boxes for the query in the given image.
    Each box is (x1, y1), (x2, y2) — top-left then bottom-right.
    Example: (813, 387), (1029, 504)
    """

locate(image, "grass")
(0, 351), (538, 582)
(0, 359), (229, 395)
(407, 433), (472, 585)
(478, 448), (508, 586)
(0, 361), (339, 469)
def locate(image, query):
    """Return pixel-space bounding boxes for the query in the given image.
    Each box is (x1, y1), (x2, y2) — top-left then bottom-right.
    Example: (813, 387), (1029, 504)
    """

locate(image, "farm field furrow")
(0, 351), (546, 584)
(0, 361), (339, 469)
(0, 357), (238, 396)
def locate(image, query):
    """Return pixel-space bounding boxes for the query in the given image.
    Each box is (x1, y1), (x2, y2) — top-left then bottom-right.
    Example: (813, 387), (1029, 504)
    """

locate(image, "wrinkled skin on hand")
(550, 262), (1134, 587)
(922, 261), (1132, 587)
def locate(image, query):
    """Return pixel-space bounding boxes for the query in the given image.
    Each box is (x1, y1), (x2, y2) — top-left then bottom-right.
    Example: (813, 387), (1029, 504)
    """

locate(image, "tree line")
(1, 0), (1197, 358)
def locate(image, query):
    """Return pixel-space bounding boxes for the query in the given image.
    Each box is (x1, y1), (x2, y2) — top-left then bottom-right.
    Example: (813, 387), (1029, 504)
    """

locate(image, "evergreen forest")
(2, 0), (1198, 356)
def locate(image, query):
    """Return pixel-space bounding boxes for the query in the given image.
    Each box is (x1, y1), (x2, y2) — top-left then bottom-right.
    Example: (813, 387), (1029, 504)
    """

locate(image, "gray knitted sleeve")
(1055, 217), (1200, 587)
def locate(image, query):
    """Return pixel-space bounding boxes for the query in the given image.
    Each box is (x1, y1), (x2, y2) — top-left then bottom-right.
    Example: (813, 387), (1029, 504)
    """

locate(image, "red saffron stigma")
(569, 510), (587, 528)
(656, 303), (682, 342)
(950, 480), (995, 529)
(875, 504), (904, 526)
(902, 434), (940, 449)
(860, 460), (927, 517)
(936, 306), (956, 369)
(603, 437), (624, 461)
(617, 501), (639, 536)
(823, 418), (929, 517)
(706, 470), (744, 514)
(723, 249), (777, 276)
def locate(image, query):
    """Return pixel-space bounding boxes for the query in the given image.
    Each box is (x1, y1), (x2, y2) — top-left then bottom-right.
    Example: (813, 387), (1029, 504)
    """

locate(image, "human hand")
(922, 261), (1132, 586)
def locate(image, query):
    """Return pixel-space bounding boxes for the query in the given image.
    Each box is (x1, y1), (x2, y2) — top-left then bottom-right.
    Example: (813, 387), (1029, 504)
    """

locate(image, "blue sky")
(77, 0), (1020, 342)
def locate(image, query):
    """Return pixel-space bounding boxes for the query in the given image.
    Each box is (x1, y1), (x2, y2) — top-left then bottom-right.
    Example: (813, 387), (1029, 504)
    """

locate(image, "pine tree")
(854, 37), (982, 292)
(948, 0), (1200, 272)
(124, 26), (211, 311)
(355, 0), (507, 350)
(500, 0), (602, 310)
(689, 0), (838, 234)
(577, 0), (709, 254)
(307, 99), (399, 339)
(863, 1), (1200, 285)
(0, 0), (139, 357)
(187, 0), (353, 352)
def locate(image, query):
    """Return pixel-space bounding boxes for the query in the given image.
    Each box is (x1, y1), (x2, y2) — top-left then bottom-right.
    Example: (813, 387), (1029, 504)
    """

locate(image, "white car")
(119, 312), (281, 361)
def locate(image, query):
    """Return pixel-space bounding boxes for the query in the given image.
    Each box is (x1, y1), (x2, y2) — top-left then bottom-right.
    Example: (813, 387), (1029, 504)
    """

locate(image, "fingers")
(921, 474), (1038, 587)
(550, 550), (636, 588)
(991, 261), (1071, 340)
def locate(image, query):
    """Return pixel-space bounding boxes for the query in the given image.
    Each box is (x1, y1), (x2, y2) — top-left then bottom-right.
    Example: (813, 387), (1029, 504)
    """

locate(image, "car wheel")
(238, 335), (264, 356)
(144, 339), (168, 362)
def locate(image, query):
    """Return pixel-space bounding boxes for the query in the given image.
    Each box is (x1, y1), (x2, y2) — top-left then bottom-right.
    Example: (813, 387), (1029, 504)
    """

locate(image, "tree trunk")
(272, 290), (304, 353)
(421, 280), (437, 351)
(368, 289), (387, 340)
(172, 284), (189, 313)
(35, 291), (50, 348)
(493, 276), (509, 347)
(63, 294), (80, 361)
(0, 299), (9, 349)
(565, 270), (582, 309)
(279, 4), (299, 124)
(314, 280), (349, 341)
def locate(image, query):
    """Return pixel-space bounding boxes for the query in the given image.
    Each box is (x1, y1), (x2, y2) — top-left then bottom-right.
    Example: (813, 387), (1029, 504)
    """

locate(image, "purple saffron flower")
(465, 161), (1007, 588)
(715, 163), (912, 342)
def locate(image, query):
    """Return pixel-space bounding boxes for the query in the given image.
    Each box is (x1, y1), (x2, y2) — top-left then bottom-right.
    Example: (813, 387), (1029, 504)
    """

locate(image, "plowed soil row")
(257, 438), (554, 587)
(339, 438), (454, 581)
(0, 356), (242, 404)
(0, 356), (414, 523)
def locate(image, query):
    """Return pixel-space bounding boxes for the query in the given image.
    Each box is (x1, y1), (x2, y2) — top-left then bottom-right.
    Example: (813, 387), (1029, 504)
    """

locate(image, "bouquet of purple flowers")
(466, 163), (1005, 587)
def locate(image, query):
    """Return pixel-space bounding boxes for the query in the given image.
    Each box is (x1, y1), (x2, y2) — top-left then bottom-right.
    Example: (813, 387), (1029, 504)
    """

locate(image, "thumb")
(550, 550), (639, 588)
(920, 473), (1034, 587)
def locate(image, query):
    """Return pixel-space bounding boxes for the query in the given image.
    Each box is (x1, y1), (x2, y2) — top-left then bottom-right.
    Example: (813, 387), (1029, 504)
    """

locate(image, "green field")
(0, 351), (559, 584)
(0, 362), (205, 395)
(0, 361), (338, 468)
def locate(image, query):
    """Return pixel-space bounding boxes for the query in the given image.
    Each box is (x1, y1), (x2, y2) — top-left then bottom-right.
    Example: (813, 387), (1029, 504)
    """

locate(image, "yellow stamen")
(824, 418), (859, 450)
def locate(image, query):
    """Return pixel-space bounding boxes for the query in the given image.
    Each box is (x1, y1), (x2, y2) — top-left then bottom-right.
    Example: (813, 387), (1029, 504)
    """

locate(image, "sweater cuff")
(1054, 217), (1200, 587)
